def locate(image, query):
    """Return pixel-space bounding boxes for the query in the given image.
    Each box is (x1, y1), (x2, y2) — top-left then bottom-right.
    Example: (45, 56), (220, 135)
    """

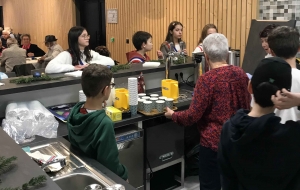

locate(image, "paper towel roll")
(143, 62), (161, 67)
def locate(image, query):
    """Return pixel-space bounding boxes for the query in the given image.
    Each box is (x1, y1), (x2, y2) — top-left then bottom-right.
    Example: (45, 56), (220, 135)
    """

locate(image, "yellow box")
(105, 106), (122, 121)
(161, 79), (179, 100)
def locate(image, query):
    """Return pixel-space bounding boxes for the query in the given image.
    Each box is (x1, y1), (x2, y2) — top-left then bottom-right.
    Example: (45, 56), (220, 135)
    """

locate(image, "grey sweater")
(44, 44), (64, 62)
(1, 44), (26, 72)
(160, 41), (187, 58)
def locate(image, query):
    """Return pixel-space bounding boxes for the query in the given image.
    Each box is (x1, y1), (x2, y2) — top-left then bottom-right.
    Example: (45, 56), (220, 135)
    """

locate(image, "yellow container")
(106, 106), (122, 121)
(114, 88), (129, 109)
(161, 79), (179, 100)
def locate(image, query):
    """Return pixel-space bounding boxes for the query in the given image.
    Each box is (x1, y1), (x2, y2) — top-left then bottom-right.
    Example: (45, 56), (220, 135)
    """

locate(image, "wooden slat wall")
(106, 0), (258, 64)
(0, 0), (76, 52)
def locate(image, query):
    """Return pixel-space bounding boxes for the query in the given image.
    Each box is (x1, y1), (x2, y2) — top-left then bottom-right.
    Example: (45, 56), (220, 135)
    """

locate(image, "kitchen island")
(0, 61), (195, 190)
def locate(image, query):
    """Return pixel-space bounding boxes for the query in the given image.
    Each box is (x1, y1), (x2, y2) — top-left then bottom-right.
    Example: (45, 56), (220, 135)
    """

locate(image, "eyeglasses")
(110, 82), (116, 89)
(80, 35), (90, 39)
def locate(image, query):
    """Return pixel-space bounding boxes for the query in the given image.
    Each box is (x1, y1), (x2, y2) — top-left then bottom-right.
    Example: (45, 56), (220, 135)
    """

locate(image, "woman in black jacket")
(20, 34), (45, 57)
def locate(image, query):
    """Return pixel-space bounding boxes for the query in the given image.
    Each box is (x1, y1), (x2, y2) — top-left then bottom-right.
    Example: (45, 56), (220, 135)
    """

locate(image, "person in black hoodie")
(218, 57), (300, 190)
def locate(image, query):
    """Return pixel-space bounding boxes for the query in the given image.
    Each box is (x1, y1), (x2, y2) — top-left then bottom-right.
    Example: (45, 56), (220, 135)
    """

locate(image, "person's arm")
(193, 44), (204, 53)
(45, 51), (75, 74)
(33, 45), (46, 57)
(217, 128), (239, 190)
(160, 42), (170, 59)
(157, 50), (164, 60)
(90, 50), (114, 66)
(95, 120), (128, 180)
(271, 89), (300, 110)
(171, 76), (211, 126)
(44, 46), (63, 62)
(182, 41), (187, 55)
(1, 51), (7, 66)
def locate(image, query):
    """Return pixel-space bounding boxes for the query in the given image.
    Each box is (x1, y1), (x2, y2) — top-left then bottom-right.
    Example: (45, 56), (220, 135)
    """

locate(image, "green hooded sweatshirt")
(67, 102), (128, 180)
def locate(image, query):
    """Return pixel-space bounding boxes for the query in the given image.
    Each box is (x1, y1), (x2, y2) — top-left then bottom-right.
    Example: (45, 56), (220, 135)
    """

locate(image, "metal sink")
(28, 142), (115, 190)
(54, 173), (104, 190)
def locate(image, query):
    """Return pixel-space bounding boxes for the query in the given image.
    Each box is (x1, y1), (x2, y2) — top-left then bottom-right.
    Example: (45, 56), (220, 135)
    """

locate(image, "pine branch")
(10, 75), (64, 84)
(111, 64), (131, 73)
(0, 187), (20, 190)
(22, 175), (47, 190)
(0, 156), (17, 174)
(0, 175), (47, 190)
(0, 156), (46, 190)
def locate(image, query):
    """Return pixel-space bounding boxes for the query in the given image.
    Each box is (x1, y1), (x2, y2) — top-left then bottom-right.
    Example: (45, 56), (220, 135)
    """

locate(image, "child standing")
(67, 64), (128, 181)
(160, 21), (187, 58)
(126, 31), (163, 63)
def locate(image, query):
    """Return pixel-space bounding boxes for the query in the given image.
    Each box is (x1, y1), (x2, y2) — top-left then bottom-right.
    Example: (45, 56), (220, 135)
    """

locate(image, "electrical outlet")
(126, 38), (129, 44)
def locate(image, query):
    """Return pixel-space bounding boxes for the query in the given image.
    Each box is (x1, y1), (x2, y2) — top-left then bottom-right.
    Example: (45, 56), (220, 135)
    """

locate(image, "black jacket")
(218, 109), (300, 190)
(20, 44), (45, 57)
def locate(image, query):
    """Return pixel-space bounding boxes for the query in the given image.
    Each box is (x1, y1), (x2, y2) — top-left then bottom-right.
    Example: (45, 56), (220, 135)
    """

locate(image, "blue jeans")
(199, 145), (221, 190)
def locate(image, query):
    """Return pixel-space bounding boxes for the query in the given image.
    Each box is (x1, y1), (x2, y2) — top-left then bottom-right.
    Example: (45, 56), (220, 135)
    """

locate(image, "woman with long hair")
(160, 21), (187, 58)
(193, 24), (218, 53)
(46, 26), (114, 73)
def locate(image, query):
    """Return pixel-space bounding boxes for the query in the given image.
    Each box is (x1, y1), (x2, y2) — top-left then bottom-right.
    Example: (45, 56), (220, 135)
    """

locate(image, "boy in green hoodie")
(67, 64), (128, 181)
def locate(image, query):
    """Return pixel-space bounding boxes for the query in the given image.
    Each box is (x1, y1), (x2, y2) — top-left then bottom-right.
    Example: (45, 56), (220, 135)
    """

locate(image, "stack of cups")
(79, 90), (86, 102)
(128, 77), (138, 116)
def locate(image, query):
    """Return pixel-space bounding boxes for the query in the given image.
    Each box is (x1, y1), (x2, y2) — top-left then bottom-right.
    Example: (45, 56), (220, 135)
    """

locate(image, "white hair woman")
(165, 33), (251, 190)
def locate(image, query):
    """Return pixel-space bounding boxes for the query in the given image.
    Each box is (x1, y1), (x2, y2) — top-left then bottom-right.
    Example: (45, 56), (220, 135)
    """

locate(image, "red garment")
(22, 44), (31, 49)
(126, 50), (150, 63)
(172, 65), (251, 152)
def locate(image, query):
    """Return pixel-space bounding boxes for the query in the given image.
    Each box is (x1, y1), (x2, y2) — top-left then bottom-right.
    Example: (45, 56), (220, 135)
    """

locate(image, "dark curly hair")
(95, 46), (111, 57)
(259, 24), (279, 38)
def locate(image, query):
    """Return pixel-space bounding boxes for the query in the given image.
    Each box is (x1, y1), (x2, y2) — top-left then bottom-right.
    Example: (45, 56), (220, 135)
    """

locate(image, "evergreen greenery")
(0, 156), (47, 190)
(0, 156), (17, 174)
(111, 63), (131, 73)
(10, 75), (64, 84)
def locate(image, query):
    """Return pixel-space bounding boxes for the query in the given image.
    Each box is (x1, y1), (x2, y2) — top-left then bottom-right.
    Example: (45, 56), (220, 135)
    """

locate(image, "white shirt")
(265, 53), (273, 58)
(45, 50), (114, 74)
(193, 44), (204, 53)
(175, 44), (181, 52)
(274, 68), (300, 123)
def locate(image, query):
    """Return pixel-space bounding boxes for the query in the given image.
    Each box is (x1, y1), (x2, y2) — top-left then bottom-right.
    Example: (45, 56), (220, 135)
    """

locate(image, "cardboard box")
(106, 106), (122, 121)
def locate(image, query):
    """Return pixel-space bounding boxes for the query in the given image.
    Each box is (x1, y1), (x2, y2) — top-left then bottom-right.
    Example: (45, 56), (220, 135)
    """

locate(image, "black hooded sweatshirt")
(218, 109), (300, 190)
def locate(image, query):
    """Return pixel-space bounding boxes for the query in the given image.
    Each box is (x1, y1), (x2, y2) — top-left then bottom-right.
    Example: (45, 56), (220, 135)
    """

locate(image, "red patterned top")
(172, 65), (251, 152)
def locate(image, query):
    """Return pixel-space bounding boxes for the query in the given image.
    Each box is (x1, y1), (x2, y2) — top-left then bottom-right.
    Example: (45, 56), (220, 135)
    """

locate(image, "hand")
(182, 49), (187, 55)
(271, 88), (300, 110)
(165, 107), (174, 119)
(157, 50), (163, 59)
(126, 179), (129, 183)
(27, 53), (34, 57)
(74, 65), (86, 70)
(38, 56), (45, 63)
